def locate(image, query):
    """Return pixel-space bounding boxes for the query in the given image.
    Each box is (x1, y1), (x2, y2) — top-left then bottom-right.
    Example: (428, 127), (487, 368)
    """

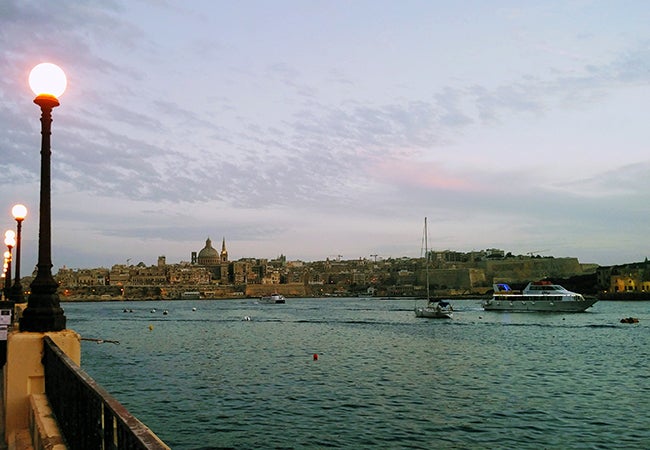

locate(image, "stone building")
(196, 237), (220, 266)
(129, 265), (167, 285)
(603, 260), (650, 293)
(192, 237), (230, 283)
(167, 265), (211, 285)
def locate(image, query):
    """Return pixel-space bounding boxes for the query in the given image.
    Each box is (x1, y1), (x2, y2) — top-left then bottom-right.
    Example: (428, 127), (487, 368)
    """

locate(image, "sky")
(1, 0), (649, 272)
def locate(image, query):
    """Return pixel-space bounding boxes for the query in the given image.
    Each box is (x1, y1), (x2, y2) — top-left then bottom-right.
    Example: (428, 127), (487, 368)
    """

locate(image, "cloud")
(2, 1), (650, 269)
(554, 161), (650, 199)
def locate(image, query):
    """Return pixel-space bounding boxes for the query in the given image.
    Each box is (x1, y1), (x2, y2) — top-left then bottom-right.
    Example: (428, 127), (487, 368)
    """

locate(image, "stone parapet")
(28, 394), (66, 450)
(8, 429), (32, 450)
(4, 331), (80, 447)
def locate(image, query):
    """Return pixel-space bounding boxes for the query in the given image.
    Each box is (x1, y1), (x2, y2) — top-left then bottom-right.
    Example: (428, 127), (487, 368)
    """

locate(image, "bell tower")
(221, 237), (228, 263)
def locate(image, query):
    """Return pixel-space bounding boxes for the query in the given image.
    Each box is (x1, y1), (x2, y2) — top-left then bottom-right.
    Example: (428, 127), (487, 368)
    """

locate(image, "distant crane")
(370, 254), (378, 262)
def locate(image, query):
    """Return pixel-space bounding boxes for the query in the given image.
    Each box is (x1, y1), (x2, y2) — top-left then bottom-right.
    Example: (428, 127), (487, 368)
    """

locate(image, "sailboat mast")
(425, 217), (430, 301)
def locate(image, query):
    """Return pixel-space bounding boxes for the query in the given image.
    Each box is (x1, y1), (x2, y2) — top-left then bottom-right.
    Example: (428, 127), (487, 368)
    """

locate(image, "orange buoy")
(313, 353), (318, 361)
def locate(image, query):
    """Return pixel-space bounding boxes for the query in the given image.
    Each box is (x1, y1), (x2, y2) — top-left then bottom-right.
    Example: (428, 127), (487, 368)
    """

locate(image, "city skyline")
(1, 1), (649, 273)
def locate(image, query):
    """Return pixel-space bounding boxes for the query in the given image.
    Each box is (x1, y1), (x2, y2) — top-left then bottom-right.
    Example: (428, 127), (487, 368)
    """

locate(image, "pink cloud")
(370, 159), (476, 191)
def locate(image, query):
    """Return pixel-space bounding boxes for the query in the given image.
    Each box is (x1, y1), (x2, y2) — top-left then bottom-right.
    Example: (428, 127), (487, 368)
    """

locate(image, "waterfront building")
(262, 268), (281, 284)
(233, 259), (264, 284)
(129, 264), (167, 285)
(55, 266), (110, 286)
(168, 264), (212, 285)
(602, 260), (650, 293)
(109, 264), (130, 286)
(49, 247), (609, 300)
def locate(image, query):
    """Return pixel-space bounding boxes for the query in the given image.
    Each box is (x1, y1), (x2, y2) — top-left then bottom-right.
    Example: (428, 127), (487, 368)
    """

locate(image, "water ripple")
(64, 298), (650, 449)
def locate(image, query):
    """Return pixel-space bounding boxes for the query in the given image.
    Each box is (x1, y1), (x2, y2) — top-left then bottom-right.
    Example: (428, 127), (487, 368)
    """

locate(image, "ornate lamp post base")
(20, 276), (66, 331)
(20, 311), (66, 332)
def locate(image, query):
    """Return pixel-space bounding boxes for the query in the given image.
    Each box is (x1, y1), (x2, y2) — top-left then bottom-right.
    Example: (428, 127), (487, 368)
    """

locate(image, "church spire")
(221, 237), (228, 262)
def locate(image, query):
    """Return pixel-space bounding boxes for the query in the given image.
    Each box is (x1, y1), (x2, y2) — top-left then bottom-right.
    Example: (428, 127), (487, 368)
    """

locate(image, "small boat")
(620, 317), (639, 324)
(260, 293), (286, 304)
(415, 299), (453, 319)
(482, 281), (597, 312)
(414, 217), (453, 319)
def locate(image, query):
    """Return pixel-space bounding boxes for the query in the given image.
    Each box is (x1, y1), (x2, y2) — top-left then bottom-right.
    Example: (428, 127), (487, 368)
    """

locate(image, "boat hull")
(260, 294), (286, 304)
(414, 306), (453, 319)
(482, 297), (597, 312)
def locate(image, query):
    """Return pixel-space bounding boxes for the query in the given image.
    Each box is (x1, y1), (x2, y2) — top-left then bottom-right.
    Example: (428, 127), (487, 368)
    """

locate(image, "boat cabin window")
(528, 285), (561, 291)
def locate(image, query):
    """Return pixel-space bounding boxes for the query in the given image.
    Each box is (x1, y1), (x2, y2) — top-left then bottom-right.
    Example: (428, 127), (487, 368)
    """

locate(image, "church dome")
(198, 238), (220, 266)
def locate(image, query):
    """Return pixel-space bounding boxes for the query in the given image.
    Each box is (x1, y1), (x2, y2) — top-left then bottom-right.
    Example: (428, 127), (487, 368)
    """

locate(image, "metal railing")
(42, 336), (169, 450)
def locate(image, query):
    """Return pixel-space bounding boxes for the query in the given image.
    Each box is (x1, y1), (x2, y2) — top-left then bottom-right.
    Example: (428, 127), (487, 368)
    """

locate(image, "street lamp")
(2, 252), (10, 286)
(20, 63), (67, 332)
(10, 204), (27, 303)
(2, 252), (9, 301)
(3, 231), (15, 301)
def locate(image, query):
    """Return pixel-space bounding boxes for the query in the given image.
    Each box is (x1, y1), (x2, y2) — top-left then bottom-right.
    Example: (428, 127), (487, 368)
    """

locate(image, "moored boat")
(414, 217), (453, 319)
(415, 299), (453, 319)
(260, 293), (286, 304)
(482, 281), (597, 312)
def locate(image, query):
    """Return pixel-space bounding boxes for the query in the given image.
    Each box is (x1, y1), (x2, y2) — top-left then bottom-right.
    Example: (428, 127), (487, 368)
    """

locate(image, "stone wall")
(429, 268), (487, 290)
(479, 258), (586, 284)
(245, 283), (308, 298)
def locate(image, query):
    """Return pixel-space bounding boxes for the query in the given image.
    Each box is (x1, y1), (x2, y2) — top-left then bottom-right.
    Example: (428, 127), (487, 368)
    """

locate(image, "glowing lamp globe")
(4, 235), (16, 248)
(29, 63), (67, 99)
(12, 204), (27, 221)
(4, 230), (15, 240)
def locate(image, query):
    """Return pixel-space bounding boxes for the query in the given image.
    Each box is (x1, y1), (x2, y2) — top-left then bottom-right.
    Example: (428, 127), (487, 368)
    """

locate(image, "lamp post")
(3, 231), (15, 301)
(3, 252), (10, 299)
(20, 63), (67, 332)
(2, 251), (10, 286)
(10, 204), (27, 303)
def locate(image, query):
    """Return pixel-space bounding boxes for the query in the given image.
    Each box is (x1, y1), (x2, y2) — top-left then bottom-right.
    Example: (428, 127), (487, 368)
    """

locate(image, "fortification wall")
(479, 258), (585, 284)
(429, 268), (486, 290)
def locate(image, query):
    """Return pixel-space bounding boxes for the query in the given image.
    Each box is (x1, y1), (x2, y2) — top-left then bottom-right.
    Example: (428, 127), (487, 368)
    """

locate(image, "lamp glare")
(4, 236), (16, 247)
(29, 63), (67, 98)
(12, 204), (27, 220)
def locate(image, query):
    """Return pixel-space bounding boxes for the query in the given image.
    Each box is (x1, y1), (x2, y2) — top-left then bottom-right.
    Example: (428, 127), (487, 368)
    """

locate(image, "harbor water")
(65, 298), (649, 449)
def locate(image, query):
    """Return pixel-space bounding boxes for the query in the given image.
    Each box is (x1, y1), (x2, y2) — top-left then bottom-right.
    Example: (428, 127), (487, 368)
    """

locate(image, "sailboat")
(414, 217), (453, 319)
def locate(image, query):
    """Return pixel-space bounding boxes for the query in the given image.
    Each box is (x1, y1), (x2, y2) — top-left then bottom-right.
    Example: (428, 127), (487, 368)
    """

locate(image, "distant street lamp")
(20, 63), (67, 332)
(10, 204), (27, 303)
(2, 253), (8, 276)
(3, 231), (15, 301)
(2, 252), (10, 290)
